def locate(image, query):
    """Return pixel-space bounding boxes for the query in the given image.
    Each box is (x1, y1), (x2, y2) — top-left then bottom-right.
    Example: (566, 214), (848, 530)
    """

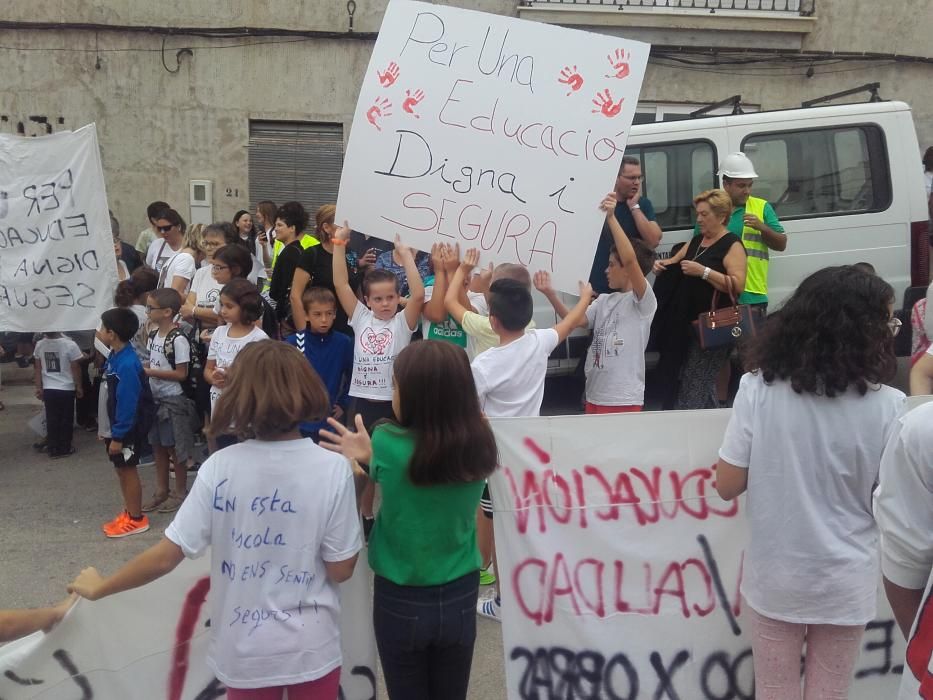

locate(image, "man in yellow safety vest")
(716, 152), (787, 308)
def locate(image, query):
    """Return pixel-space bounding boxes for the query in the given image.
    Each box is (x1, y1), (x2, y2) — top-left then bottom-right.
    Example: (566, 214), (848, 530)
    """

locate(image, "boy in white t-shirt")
(332, 224), (424, 532)
(143, 288), (196, 515)
(537, 194), (657, 412)
(33, 332), (84, 458)
(468, 252), (592, 622)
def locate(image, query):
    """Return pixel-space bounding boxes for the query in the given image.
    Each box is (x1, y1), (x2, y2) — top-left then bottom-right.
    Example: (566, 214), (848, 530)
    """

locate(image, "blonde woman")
(653, 189), (747, 409)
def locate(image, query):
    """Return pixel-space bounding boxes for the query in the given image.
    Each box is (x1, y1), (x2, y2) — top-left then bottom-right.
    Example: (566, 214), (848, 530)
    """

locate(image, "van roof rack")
(801, 82), (883, 108)
(689, 95), (744, 119)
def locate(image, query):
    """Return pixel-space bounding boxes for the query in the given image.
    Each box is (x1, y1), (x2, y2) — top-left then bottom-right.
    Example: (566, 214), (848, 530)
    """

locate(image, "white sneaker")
(477, 594), (502, 622)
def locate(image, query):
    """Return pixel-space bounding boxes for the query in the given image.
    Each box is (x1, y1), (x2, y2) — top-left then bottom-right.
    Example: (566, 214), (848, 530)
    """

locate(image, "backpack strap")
(162, 327), (182, 369)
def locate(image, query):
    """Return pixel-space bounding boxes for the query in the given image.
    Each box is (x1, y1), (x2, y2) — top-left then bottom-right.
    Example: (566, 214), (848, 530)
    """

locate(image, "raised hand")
(333, 220), (352, 243)
(461, 247), (480, 273)
(402, 89), (425, 118)
(441, 242), (461, 274)
(319, 414), (373, 466)
(377, 61), (400, 87)
(599, 192), (618, 215)
(578, 281), (595, 303)
(366, 98), (393, 131)
(558, 66), (584, 96)
(533, 270), (554, 295)
(605, 49), (631, 79)
(394, 234), (414, 262)
(591, 89), (623, 118)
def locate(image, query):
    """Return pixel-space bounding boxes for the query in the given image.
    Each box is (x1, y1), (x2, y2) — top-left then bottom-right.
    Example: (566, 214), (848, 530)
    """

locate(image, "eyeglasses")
(145, 305), (164, 313)
(618, 174), (645, 182)
(888, 317), (903, 336)
(201, 240), (222, 248)
(156, 225), (175, 233)
(212, 264), (230, 272)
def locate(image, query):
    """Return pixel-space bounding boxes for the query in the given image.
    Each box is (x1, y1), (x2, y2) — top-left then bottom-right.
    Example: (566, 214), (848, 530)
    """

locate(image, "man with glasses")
(588, 155), (662, 294)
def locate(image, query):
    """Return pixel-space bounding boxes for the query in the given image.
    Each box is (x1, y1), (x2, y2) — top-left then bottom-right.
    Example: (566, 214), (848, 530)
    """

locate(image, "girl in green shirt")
(321, 340), (498, 700)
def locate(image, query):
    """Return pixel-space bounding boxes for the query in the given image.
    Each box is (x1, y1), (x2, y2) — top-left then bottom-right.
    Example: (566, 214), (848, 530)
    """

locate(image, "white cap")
(718, 152), (758, 179)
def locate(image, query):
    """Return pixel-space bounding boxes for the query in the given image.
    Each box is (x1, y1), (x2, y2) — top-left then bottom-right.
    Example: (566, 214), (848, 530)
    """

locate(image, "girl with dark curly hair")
(715, 265), (905, 698)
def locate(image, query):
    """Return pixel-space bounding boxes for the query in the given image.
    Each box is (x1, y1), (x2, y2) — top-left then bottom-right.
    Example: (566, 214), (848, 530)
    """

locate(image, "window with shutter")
(248, 121), (345, 213)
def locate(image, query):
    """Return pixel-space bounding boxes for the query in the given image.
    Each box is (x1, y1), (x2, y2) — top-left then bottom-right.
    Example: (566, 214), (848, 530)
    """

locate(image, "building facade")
(2, 0), (930, 238)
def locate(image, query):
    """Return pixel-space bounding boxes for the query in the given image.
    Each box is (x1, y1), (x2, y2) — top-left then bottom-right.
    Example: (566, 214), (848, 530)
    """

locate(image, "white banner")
(0, 555), (378, 700)
(337, 0), (649, 293)
(0, 124), (117, 332)
(489, 411), (906, 700)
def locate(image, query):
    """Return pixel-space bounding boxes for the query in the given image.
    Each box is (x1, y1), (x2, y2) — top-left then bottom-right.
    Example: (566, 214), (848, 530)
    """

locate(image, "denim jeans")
(373, 571), (479, 700)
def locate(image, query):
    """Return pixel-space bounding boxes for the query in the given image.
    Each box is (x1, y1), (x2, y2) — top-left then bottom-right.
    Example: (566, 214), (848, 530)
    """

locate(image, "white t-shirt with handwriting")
(583, 287), (657, 406)
(165, 439), (362, 689)
(190, 266), (223, 313)
(470, 329), (560, 417)
(148, 330), (190, 399)
(348, 301), (415, 401)
(207, 325), (268, 409)
(33, 337), (83, 391)
(719, 372), (904, 625)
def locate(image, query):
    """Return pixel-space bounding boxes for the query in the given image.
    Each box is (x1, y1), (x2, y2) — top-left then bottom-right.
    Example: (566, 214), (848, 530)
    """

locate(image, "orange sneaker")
(101, 511), (128, 533)
(104, 513), (150, 538)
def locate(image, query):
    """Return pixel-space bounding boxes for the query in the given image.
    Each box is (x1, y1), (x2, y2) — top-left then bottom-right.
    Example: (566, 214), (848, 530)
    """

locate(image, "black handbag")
(691, 276), (759, 350)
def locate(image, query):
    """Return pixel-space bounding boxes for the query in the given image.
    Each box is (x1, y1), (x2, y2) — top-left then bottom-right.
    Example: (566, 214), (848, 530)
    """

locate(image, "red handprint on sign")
(366, 97), (393, 131)
(592, 89), (623, 118)
(605, 49), (631, 79)
(377, 61), (400, 87)
(558, 66), (584, 96)
(402, 89), (425, 118)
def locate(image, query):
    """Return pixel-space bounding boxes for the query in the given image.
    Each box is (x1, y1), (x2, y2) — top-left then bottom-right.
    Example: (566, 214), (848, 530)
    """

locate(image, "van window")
(741, 125), (891, 218)
(627, 140), (717, 230)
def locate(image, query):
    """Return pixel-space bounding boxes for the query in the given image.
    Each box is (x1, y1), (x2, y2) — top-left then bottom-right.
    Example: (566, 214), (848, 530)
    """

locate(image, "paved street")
(0, 377), (509, 699)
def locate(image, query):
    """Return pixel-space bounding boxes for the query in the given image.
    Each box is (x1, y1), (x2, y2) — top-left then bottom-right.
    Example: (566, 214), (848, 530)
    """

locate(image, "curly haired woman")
(715, 265), (905, 700)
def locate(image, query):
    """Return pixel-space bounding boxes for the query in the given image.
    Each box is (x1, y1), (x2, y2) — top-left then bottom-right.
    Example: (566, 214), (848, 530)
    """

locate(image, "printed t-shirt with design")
(583, 286), (657, 407)
(207, 325), (268, 409)
(34, 337), (83, 391)
(875, 400), (933, 699)
(421, 277), (486, 358)
(190, 265), (223, 314)
(470, 329), (560, 417)
(719, 371), (904, 625)
(165, 438), (362, 689)
(148, 329), (191, 399)
(348, 301), (415, 401)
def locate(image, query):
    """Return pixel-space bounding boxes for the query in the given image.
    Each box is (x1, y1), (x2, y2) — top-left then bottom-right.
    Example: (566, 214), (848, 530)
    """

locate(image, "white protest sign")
(0, 124), (117, 332)
(0, 554), (378, 700)
(337, 0), (649, 292)
(488, 411), (906, 699)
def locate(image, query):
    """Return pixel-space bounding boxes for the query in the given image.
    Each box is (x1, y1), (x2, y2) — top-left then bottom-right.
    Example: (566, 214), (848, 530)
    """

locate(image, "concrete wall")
(2, 0), (930, 242)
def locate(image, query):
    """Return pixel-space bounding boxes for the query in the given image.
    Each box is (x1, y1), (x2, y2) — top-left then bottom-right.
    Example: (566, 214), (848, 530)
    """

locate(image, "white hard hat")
(718, 152), (758, 179)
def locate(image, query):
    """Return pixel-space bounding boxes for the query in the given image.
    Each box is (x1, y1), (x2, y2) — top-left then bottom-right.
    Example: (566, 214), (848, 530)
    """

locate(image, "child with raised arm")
(461, 250), (593, 621)
(69, 341), (362, 700)
(332, 223), (424, 532)
(422, 242), (488, 358)
(444, 254), (533, 357)
(536, 193), (657, 412)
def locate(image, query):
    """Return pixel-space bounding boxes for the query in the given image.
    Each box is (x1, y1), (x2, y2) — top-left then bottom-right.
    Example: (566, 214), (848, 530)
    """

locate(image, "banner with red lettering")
(488, 411), (905, 699)
(0, 555), (377, 699)
(0, 124), (118, 332)
(337, 0), (649, 293)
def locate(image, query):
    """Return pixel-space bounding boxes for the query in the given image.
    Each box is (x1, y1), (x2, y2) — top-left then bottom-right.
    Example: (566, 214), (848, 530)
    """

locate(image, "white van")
(545, 100), (930, 374)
